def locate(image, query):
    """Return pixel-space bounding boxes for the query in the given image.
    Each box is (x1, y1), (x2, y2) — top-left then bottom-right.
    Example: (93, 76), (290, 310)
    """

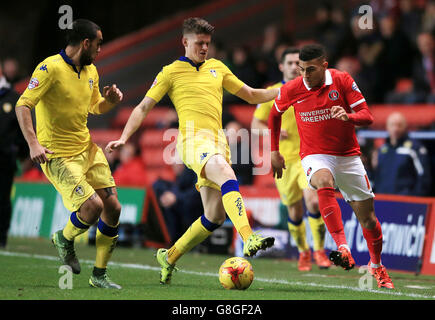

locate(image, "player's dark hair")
(280, 47), (300, 62)
(182, 17), (215, 35)
(299, 44), (326, 62)
(66, 19), (101, 46)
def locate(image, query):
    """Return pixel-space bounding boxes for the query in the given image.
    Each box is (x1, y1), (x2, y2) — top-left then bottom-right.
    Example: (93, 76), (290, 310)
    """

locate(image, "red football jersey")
(271, 69), (370, 159)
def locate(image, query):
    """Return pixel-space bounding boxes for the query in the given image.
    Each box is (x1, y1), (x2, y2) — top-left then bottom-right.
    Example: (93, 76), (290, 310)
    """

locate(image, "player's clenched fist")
(103, 84), (123, 104)
(105, 140), (125, 153)
(330, 105), (349, 121)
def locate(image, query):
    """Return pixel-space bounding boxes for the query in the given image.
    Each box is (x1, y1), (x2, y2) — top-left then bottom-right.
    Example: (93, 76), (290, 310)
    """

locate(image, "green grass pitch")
(0, 237), (434, 300)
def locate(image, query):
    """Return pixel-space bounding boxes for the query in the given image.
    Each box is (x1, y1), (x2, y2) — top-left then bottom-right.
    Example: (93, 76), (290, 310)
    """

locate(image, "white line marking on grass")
(1, 251), (434, 300)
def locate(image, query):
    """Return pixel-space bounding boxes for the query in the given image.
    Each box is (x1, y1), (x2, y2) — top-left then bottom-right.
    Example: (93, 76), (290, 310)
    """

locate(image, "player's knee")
(360, 215), (377, 230)
(106, 199), (122, 221)
(81, 196), (104, 223)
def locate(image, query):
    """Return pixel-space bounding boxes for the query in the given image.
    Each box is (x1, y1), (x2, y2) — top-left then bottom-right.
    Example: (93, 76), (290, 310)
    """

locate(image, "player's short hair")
(182, 17), (215, 36)
(299, 44), (326, 62)
(66, 19), (101, 46)
(280, 47), (300, 62)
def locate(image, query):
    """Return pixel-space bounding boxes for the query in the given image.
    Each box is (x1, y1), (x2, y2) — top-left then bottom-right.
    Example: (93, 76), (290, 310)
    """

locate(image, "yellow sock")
(95, 220), (119, 269)
(62, 211), (90, 241)
(167, 215), (217, 265)
(308, 212), (326, 251)
(288, 218), (309, 253)
(221, 180), (252, 241)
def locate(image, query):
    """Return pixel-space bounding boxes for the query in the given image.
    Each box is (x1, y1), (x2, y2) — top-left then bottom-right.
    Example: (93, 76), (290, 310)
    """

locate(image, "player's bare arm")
(15, 105), (53, 164)
(235, 85), (279, 104)
(105, 96), (157, 153)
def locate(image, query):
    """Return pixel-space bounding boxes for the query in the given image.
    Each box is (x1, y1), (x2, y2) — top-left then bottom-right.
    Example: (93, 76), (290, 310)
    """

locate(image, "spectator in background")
(349, 13), (384, 102)
(0, 63), (28, 248)
(336, 55), (374, 103)
(313, 2), (349, 67)
(153, 158), (203, 245)
(113, 142), (147, 187)
(373, 112), (431, 196)
(376, 14), (414, 101)
(1, 58), (22, 86)
(397, 0), (423, 47)
(386, 31), (435, 103)
(421, 0), (435, 34)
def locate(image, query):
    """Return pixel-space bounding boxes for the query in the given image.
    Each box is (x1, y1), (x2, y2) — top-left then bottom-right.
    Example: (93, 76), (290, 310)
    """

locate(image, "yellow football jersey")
(145, 57), (245, 138)
(253, 81), (300, 161)
(16, 50), (104, 158)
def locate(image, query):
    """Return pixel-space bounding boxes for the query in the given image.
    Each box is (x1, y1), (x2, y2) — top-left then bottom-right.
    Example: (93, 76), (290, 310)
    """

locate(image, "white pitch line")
(1, 251), (434, 300)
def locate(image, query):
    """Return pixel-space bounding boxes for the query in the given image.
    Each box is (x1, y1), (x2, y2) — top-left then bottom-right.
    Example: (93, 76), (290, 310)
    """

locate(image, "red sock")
(317, 187), (348, 249)
(362, 219), (383, 265)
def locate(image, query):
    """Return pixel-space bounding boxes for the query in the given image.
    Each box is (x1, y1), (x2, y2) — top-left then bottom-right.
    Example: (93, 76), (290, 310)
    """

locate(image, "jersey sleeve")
(89, 67), (104, 114)
(273, 83), (292, 113)
(145, 66), (171, 103)
(221, 62), (245, 94)
(16, 60), (54, 110)
(254, 100), (273, 121)
(341, 72), (366, 110)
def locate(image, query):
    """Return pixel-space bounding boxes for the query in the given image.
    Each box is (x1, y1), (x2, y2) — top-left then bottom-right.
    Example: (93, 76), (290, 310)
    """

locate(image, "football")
(218, 257), (254, 290)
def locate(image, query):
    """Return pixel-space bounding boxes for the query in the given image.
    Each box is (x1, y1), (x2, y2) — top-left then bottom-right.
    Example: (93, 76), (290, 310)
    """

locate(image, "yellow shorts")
(176, 130), (231, 191)
(41, 142), (115, 212)
(275, 158), (308, 206)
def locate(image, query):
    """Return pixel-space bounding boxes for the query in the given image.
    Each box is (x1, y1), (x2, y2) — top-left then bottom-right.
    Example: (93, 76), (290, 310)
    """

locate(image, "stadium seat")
(139, 129), (178, 148)
(141, 148), (167, 168)
(111, 106), (173, 129)
(90, 129), (123, 146)
(228, 105), (255, 128)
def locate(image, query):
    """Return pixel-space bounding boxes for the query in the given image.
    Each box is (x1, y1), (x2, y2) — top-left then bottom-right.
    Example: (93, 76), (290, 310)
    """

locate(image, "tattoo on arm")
(104, 187), (114, 199)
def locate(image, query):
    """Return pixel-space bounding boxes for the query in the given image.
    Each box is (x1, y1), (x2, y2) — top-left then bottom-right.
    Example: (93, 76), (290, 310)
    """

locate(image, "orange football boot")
(329, 246), (355, 270)
(367, 262), (395, 289)
(313, 249), (331, 269)
(298, 250), (312, 271)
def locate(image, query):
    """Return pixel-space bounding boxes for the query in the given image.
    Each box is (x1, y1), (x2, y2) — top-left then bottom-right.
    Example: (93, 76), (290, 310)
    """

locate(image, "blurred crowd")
(213, 0), (435, 104)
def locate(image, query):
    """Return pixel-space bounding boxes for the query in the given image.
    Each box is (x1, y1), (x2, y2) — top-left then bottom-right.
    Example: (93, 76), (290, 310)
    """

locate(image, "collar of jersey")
(60, 49), (82, 78)
(178, 56), (205, 71)
(302, 69), (332, 91)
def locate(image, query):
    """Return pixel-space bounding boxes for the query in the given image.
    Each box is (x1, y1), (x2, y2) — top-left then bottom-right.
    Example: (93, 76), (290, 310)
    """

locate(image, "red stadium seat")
(90, 129), (123, 146)
(111, 106), (173, 129)
(141, 148), (167, 168)
(228, 105), (255, 128)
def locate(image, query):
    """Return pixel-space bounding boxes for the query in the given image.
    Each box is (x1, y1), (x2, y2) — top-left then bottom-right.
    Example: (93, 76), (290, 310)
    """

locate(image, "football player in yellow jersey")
(251, 48), (331, 271)
(15, 20), (123, 289)
(106, 17), (277, 284)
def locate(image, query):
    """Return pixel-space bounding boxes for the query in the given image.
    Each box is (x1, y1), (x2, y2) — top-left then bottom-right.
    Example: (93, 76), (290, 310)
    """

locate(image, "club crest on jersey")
(75, 185), (84, 196)
(28, 77), (39, 90)
(328, 90), (339, 101)
(88, 79), (93, 90)
(210, 69), (217, 78)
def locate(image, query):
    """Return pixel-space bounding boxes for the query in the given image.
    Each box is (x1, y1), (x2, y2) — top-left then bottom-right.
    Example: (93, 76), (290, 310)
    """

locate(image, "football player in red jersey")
(268, 44), (394, 289)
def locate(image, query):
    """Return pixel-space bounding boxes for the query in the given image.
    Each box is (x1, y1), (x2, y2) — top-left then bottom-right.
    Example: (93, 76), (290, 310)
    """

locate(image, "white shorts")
(301, 154), (374, 202)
